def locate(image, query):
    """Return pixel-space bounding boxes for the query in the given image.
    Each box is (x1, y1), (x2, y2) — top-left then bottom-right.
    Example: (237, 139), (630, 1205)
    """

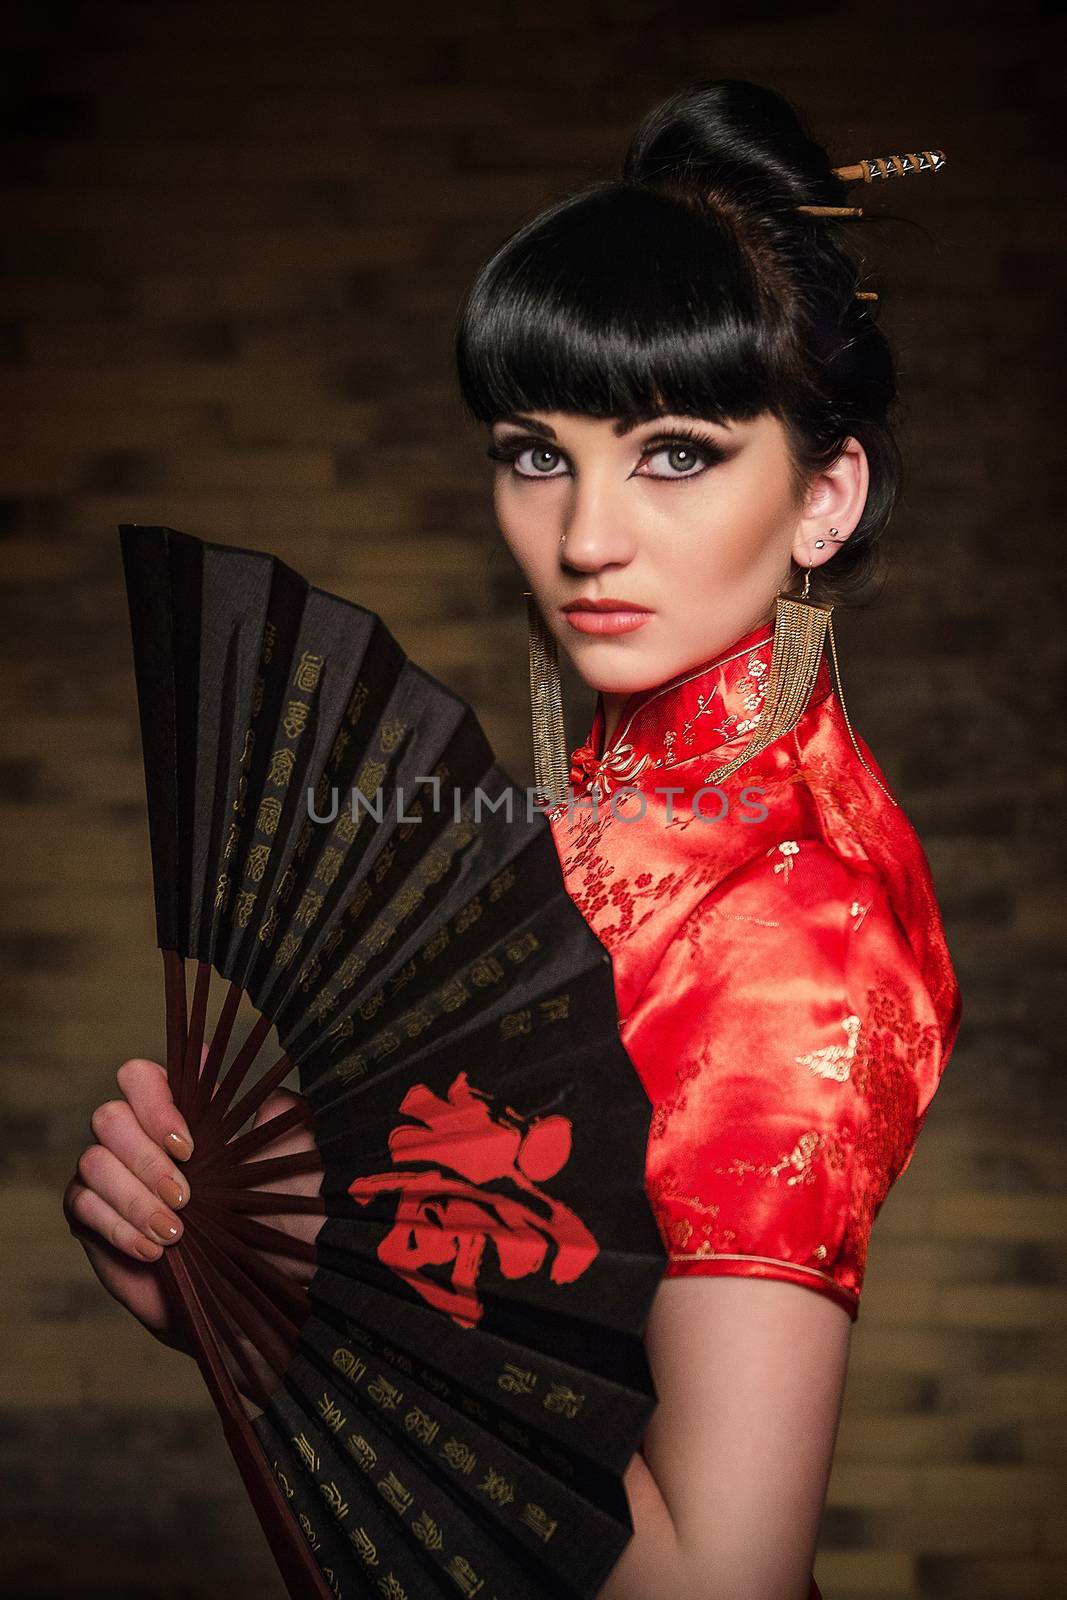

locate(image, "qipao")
(548, 617), (961, 1320)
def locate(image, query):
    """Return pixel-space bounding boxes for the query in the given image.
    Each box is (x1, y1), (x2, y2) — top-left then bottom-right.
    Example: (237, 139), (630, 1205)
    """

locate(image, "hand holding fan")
(117, 523), (667, 1600)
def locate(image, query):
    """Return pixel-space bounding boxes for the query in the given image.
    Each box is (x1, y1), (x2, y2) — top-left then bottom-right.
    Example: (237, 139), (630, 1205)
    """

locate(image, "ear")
(790, 438), (869, 572)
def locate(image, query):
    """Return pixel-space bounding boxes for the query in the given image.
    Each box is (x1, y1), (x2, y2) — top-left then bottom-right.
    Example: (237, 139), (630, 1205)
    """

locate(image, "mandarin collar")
(568, 617), (794, 797)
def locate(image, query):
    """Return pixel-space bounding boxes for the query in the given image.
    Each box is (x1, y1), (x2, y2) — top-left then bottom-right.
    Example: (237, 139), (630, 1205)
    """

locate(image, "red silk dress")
(546, 617), (962, 1599)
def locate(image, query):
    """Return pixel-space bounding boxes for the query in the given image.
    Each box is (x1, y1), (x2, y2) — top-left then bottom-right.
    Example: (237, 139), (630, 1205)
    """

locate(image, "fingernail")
(165, 1129), (194, 1160)
(157, 1175), (185, 1209)
(148, 1210), (181, 1243)
(136, 1236), (163, 1261)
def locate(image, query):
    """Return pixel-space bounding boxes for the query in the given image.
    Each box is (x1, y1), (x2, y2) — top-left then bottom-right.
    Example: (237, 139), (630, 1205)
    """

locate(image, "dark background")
(2, 2), (1064, 1596)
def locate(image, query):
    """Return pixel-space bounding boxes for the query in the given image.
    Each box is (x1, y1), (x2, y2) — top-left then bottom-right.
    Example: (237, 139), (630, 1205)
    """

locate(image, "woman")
(64, 80), (961, 1600)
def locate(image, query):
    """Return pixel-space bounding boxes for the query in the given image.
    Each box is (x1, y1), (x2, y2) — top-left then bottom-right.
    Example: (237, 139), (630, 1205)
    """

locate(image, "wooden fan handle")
(160, 1245), (336, 1600)
(159, 951), (336, 1596)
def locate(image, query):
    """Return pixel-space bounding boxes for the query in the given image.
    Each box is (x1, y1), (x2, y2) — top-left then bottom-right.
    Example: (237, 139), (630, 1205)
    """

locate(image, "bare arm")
(597, 1275), (851, 1600)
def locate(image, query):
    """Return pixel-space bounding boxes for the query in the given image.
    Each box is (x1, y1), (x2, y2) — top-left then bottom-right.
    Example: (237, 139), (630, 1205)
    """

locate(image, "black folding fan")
(118, 523), (666, 1600)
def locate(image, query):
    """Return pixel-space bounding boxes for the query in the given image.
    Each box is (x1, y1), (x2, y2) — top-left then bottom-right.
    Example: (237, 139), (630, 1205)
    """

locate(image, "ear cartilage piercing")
(814, 540), (826, 549)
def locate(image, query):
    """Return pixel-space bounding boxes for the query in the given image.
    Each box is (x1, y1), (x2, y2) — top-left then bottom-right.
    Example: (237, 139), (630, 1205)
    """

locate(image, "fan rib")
(195, 1012), (275, 1157)
(190, 1205), (314, 1329)
(194, 1148), (326, 1189)
(178, 1230), (274, 1403)
(161, 1245), (337, 1599)
(191, 1196), (321, 1305)
(214, 1050), (299, 1149)
(193, 1185), (325, 1218)
(179, 960), (212, 1122)
(192, 978), (243, 1122)
(183, 1217), (300, 1379)
(192, 1195), (318, 1268)
(198, 1096), (313, 1174)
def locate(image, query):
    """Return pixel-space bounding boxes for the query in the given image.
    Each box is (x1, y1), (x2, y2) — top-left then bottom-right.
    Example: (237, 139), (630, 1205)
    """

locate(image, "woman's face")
(488, 408), (868, 709)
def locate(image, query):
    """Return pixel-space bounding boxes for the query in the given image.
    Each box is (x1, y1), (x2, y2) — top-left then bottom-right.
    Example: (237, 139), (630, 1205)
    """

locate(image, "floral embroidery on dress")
(733, 652), (770, 735)
(665, 649), (770, 760)
(667, 1194), (724, 1253)
(849, 899), (872, 931)
(648, 1057), (701, 1140)
(708, 1129), (823, 1188)
(771, 839), (800, 882)
(555, 815), (709, 947)
(796, 1014), (862, 1081)
(822, 1125), (855, 1176)
(679, 691), (718, 750)
(840, 964), (941, 1277)
(858, 965), (940, 1087)
(647, 1163), (733, 1254)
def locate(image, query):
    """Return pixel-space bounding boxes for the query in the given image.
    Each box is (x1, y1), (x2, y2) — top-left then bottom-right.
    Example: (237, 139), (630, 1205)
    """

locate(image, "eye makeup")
(486, 421), (734, 479)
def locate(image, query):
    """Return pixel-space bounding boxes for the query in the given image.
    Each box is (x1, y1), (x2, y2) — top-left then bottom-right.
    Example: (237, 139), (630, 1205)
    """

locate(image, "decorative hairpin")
(795, 149), (947, 302)
(797, 149), (946, 217)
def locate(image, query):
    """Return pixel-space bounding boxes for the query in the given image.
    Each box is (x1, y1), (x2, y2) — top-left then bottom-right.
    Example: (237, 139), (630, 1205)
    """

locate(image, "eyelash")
(486, 427), (728, 481)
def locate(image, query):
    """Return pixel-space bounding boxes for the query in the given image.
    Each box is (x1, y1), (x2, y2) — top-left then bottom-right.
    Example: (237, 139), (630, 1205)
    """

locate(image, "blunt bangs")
(456, 184), (787, 428)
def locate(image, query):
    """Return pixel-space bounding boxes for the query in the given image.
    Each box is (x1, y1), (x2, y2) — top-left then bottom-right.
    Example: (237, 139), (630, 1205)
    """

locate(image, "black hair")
(456, 78), (904, 606)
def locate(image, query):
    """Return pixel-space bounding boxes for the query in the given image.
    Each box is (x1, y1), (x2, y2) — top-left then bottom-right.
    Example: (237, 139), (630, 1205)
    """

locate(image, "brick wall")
(1, 3), (1063, 1596)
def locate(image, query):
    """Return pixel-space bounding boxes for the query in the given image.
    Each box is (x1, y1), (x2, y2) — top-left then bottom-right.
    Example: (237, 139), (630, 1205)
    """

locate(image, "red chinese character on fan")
(347, 1071), (599, 1327)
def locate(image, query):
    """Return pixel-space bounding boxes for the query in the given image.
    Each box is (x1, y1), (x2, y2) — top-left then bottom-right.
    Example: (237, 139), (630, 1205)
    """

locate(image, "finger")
(252, 1089), (321, 1180)
(249, 1091), (323, 1262)
(251, 1087), (305, 1146)
(65, 1176), (164, 1262)
(115, 1057), (195, 1161)
(77, 1141), (184, 1248)
(90, 1096), (190, 1213)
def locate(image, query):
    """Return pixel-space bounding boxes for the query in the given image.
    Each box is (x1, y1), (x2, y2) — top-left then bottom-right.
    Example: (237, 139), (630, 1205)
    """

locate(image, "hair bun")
(622, 78), (845, 212)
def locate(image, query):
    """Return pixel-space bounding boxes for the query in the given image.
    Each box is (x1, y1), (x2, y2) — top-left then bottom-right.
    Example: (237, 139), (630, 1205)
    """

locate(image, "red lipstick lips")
(561, 598), (653, 636)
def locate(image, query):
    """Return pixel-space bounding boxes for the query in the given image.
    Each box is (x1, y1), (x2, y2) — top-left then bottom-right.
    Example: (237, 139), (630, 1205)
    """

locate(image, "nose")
(559, 474), (638, 572)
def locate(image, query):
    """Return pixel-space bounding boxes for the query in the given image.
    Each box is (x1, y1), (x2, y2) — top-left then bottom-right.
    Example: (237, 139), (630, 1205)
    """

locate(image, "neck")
(600, 695), (627, 750)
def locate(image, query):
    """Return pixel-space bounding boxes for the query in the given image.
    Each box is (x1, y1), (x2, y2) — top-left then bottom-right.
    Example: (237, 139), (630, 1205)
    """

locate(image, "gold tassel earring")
(704, 550), (898, 805)
(523, 590), (569, 806)
(704, 560), (832, 787)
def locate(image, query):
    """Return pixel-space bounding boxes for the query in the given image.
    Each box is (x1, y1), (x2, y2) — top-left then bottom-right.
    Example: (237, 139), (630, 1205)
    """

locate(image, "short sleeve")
(620, 837), (946, 1320)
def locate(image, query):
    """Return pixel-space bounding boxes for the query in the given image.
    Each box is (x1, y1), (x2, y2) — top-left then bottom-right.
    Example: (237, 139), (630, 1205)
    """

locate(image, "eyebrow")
(493, 411), (733, 439)
(494, 413), (560, 439)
